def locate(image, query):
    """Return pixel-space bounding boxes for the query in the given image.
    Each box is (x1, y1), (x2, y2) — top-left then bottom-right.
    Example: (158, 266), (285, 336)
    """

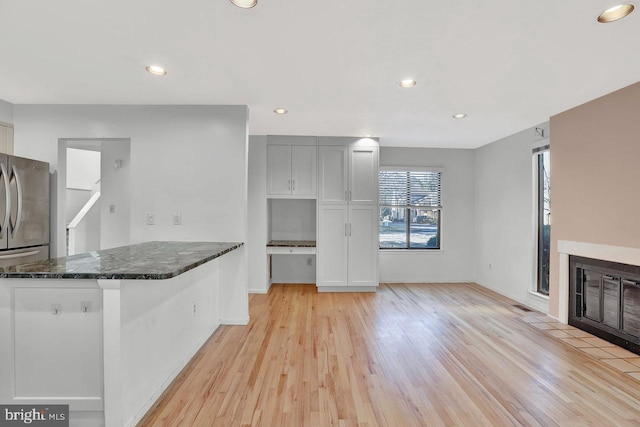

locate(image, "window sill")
(528, 291), (549, 300)
(379, 249), (445, 254)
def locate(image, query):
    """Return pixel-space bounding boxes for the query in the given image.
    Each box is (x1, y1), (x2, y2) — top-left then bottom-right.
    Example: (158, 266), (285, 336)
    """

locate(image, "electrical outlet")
(146, 212), (155, 225)
(489, 263), (492, 270)
(306, 257), (313, 266)
(109, 204), (115, 214)
(192, 303), (197, 316)
(173, 212), (182, 225)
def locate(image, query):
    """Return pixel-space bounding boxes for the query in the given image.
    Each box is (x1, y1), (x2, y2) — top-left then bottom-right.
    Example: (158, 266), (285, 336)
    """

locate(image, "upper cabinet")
(318, 138), (378, 205)
(267, 136), (317, 198)
(0, 123), (14, 155)
(318, 145), (348, 204)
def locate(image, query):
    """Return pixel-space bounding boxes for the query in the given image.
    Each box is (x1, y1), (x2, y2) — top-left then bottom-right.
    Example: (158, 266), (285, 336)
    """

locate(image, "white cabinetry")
(0, 123), (14, 155)
(317, 138), (379, 290)
(267, 136), (317, 198)
(318, 146), (347, 204)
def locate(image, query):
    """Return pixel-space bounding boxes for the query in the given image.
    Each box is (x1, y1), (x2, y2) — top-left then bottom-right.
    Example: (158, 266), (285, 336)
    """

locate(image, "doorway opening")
(57, 139), (131, 257)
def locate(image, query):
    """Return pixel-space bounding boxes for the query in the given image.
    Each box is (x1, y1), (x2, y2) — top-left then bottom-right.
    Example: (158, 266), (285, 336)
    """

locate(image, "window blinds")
(379, 170), (442, 208)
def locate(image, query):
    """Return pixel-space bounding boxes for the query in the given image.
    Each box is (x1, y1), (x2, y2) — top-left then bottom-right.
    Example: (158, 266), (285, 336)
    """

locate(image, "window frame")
(379, 167), (443, 250)
(533, 147), (550, 295)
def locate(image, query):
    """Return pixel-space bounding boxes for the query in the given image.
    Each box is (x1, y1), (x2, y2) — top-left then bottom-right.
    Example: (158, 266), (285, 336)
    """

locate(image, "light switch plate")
(109, 204), (115, 214)
(146, 212), (155, 225)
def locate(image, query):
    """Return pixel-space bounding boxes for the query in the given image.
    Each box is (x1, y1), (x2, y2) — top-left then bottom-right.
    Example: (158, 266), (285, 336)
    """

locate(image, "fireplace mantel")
(557, 240), (640, 324)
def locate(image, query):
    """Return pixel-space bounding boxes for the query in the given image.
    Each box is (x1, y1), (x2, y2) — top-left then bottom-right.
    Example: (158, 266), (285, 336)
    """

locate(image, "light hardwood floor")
(138, 283), (640, 426)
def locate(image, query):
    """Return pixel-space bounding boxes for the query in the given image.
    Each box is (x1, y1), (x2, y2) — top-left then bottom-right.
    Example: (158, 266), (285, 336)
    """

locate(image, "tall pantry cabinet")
(317, 137), (379, 290)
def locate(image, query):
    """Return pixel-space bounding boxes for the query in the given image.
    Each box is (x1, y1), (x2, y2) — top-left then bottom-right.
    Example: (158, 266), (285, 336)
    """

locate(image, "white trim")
(379, 249), (445, 254)
(531, 154), (539, 297)
(527, 291), (549, 314)
(558, 240), (640, 265)
(556, 240), (640, 325)
(97, 279), (122, 427)
(248, 288), (269, 294)
(531, 137), (550, 151)
(380, 165), (445, 173)
(269, 279), (315, 284)
(317, 286), (377, 292)
(219, 317), (250, 325)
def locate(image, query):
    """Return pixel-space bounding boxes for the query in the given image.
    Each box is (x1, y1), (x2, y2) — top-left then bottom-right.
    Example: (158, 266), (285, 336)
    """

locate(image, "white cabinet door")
(350, 147), (378, 205)
(318, 145), (348, 204)
(267, 145), (292, 195)
(348, 206), (378, 287)
(317, 205), (348, 286)
(291, 145), (317, 196)
(0, 125), (8, 155)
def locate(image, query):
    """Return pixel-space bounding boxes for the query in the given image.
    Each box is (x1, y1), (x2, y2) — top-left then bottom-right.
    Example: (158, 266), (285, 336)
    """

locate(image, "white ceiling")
(0, 0), (638, 148)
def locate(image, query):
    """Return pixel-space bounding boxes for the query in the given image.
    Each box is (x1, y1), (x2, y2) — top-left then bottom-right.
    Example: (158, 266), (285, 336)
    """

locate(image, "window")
(535, 149), (550, 295)
(379, 169), (442, 249)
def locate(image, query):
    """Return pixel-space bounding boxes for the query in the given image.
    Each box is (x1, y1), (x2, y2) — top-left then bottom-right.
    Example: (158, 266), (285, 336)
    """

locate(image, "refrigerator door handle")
(10, 165), (23, 238)
(0, 163), (9, 237)
(0, 249), (40, 260)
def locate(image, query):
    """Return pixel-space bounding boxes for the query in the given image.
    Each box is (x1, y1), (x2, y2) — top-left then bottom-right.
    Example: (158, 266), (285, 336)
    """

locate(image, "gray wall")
(100, 140), (130, 250)
(473, 122), (549, 306)
(379, 147), (476, 282)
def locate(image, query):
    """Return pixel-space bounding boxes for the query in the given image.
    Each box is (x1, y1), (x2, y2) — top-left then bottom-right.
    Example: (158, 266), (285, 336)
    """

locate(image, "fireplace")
(569, 255), (640, 354)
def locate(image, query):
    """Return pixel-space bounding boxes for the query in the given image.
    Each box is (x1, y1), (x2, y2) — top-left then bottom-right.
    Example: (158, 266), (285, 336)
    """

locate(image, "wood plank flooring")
(138, 283), (640, 426)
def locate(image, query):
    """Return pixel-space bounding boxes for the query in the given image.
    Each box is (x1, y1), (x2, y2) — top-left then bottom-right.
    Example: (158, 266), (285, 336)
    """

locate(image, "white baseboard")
(220, 317), (250, 325)
(270, 279), (315, 284)
(125, 323), (220, 427)
(248, 288), (269, 294)
(317, 286), (377, 293)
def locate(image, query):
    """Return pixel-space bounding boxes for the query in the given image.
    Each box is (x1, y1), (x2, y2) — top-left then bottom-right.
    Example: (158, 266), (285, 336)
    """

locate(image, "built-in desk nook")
(0, 241), (245, 427)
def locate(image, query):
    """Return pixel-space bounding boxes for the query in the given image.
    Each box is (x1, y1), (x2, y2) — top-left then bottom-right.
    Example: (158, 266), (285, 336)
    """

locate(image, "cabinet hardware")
(51, 304), (61, 315)
(349, 190), (352, 201)
(345, 223), (348, 237)
(288, 179), (291, 191)
(344, 191), (348, 202)
(292, 180), (295, 191)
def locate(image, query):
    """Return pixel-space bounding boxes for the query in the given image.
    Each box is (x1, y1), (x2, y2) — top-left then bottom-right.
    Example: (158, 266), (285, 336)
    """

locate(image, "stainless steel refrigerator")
(0, 154), (50, 268)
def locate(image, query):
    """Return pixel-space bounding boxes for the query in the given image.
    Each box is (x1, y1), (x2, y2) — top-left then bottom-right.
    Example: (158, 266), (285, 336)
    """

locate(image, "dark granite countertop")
(0, 241), (243, 280)
(267, 240), (316, 247)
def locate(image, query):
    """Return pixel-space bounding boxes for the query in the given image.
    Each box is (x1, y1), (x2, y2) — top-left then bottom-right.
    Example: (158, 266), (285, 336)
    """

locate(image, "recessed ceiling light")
(399, 79), (417, 88)
(230, 0), (257, 8)
(274, 108), (288, 114)
(452, 113), (467, 119)
(145, 65), (167, 76)
(597, 4), (634, 23)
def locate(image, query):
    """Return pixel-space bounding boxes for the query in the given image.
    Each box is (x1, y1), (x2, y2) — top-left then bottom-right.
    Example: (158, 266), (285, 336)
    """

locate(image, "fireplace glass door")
(602, 275), (620, 329)
(584, 269), (602, 322)
(623, 280), (640, 338)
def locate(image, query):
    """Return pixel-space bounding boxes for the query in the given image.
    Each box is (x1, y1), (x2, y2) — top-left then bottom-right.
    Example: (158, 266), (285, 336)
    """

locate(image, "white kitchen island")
(0, 241), (246, 427)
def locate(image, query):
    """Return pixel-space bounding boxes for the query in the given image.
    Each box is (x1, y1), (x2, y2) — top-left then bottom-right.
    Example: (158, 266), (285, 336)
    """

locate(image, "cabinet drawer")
(267, 246), (316, 255)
